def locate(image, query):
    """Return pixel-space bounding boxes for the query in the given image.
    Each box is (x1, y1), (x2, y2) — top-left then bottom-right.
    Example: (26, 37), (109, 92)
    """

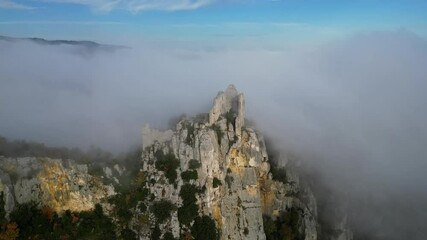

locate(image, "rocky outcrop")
(140, 85), (320, 240)
(0, 157), (114, 215)
(208, 84), (245, 137)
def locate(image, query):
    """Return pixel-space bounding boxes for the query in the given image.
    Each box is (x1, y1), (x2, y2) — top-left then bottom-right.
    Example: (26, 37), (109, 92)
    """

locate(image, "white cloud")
(0, 20), (123, 25)
(41, 0), (214, 12)
(0, 0), (35, 10)
(128, 0), (213, 12)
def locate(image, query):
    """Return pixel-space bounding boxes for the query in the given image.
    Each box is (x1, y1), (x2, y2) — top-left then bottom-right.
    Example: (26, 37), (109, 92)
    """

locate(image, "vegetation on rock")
(151, 200), (175, 224)
(0, 222), (19, 240)
(178, 184), (198, 226)
(162, 231), (176, 240)
(0, 192), (19, 240)
(181, 170), (198, 182)
(191, 215), (219, 240)
(212, 177), (222, 188)
(154, 150), (180, 184)
(263, 207), (304, 240)
(151, 224), (161, 240)
(120, 228), (137, 240)
(0, 192), (5, 225)
(188, 159), (201, 169)
(6, 202), (116, 240)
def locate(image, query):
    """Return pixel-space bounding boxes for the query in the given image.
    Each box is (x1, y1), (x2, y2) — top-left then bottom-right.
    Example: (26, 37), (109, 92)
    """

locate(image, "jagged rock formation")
(208, 84), (245, 138)
(141, 85), (320, 240)
(0, 157), (114, 215)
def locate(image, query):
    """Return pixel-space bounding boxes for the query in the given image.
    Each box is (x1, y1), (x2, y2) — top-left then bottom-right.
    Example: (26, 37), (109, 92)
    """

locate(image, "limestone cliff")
(0, 157), (115, 215)
(140, 85), (321, 240)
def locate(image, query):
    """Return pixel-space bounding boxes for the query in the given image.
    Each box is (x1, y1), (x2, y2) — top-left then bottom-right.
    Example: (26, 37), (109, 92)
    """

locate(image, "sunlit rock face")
(141, 85), (322, 240)
(0, 157), (114, 214)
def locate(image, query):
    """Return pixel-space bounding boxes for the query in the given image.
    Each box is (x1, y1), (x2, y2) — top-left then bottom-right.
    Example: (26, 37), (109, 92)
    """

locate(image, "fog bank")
(1, 29), (426, 239)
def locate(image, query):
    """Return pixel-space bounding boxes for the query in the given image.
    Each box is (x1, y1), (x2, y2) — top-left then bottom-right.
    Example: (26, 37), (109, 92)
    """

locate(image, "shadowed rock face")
(141, 85), (328, 240)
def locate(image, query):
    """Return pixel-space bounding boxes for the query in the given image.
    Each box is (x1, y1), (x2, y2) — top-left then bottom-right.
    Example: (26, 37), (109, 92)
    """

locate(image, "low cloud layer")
(1, 29), (427, 239)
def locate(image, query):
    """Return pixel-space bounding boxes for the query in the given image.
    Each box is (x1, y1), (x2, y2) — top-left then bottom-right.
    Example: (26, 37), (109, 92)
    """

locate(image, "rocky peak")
(139, 85), (321, 240)
(209, 84), (245, 136)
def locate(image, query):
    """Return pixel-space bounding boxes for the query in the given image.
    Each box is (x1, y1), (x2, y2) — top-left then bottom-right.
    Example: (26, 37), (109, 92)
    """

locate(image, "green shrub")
(108, 186), (149, 224)
(263, 215), (277, 240)
(154, 150), (180, 184)
(178, 202), (198, 226)
(58, 210), (74, 235)
(121, 228), (137, 240)
(153, 149), (166, 161)
(269, 158), (287, 184)
(9, 202), (117, 240)
(151, 224), (161, 240)
(0, 192), (5, 224)
(179, 184), (197, 204)
(138, 202), (147, 212)
(116, 207), (132, 223)
(151, 200), (175, 224)
(281, 207), (302, 239)
(9, 202), (51, 239)
(191, 215), (219, 240)
(188, 159), (201, 169)
(76, 204), (116, 240)
(178, 184), (199, 226)
(212, 177), (222, 188)
(181, 170), (198, 182)
(262, 208), (303, 240)
(150, 178), (156, 185)
(162, 231), (176, 240)
(135, 186), (150, 201)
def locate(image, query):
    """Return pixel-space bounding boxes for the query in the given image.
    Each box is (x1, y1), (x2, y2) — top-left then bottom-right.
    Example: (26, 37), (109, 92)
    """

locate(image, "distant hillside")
(0, 35), (129, 52)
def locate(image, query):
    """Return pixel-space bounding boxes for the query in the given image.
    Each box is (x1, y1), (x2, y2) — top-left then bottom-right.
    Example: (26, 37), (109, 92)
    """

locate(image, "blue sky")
(0, 0), (426, 46)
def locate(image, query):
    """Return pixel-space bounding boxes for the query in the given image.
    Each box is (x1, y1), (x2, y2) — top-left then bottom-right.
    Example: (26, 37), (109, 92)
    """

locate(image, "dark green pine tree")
(0, 192), (6, 224)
